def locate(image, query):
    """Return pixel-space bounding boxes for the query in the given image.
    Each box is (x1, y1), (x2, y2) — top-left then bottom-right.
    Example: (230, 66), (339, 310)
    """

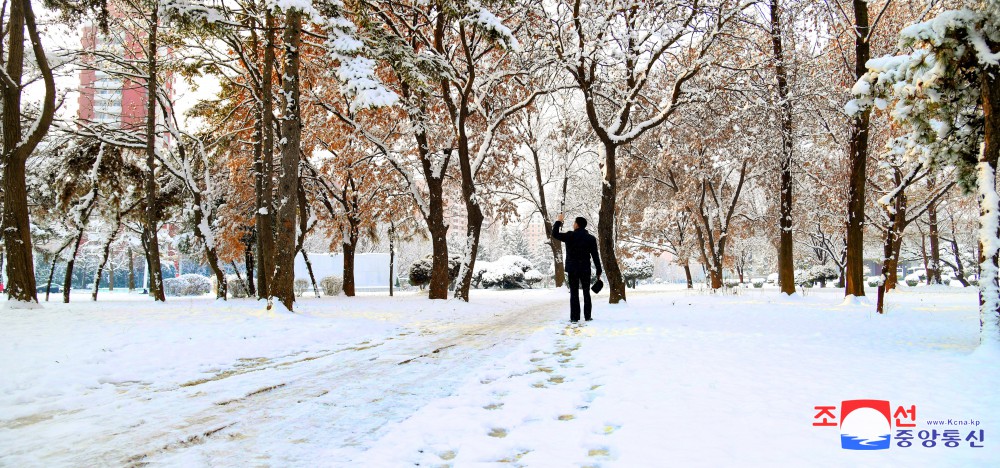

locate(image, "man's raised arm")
(551, 213), (568, 242)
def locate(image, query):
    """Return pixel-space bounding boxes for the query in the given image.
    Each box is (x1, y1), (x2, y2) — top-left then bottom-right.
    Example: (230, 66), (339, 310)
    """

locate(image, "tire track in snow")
(116, 297), (564, 466)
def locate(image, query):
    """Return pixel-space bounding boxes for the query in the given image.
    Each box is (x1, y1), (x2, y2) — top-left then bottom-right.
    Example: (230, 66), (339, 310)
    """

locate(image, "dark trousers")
(567, 271), (592, 321)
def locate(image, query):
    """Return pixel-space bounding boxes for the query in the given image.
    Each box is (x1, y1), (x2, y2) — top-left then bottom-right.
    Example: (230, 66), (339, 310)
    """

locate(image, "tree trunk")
(92, 218), (120, 301)
(876, 210), (896, 314)
(947, 237), (970, 287)
(44, 240), (71, 302)
(0, 7), (30, 298)
(340, 188), (359, 297)
(454, 151), (485, 302)
(270, 8), (302, 311)
(128, 247), (135, 291)
(531, 146), (564, 288)
(709, 269), (723, 290)
(883, 169), (908, 296)
(549, 232), (566, 288)
(142, 4), (165, 302)
(422, 146), (450, 300)
(400, 78), (450, 300)
(927, 190), (942, 284)
(63, 229), (87, 303)
(388, 222), (395, 297)
(920, 232), (930, 284)
(204, 244), (227, 300)
(45, 255), (58, 302)
(300, 250), (320, 298)
(343, 239), (356, 297)
(845, 0), (871, 298)
(245, 242), (256, 297)
(977, 61), (1000, 341)
(598, 144), (626, 303)
(191, 191), (227, 299)
(1, 160), (36, 303)
(772, 0), (796, 296)
(295, 179), (319, 299)
(683, 262), (693, 289)
(2, 0), (56, 305)
(426, 208), (450, 299)
(255, 8), (276, 300)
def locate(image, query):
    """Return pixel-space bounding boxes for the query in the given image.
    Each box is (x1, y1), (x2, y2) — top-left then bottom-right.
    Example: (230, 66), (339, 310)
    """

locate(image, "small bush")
(867, 279), (879, 288)
(752, 280), (764, 288)
(474, 255), (544, 289)
(801, 264), (840, 287)
(163, 274), (212, 296)
(943, 278), (951, 286)
(622, 257), (654, 288)
(294, 278), (309, 297)
(228, 275), (250, 298)
(905, 279), (919, 287)
(523, 269), (543, 286)
(320, 275), (344, 296)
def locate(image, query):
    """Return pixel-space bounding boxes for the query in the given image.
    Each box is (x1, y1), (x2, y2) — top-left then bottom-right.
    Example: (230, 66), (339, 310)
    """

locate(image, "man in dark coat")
(552, 214), (602, 322)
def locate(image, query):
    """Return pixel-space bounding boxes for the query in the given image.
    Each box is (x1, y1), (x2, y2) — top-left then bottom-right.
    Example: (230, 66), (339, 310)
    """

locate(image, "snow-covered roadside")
(0, 290), (563, 466)
(357, 287), (998, 467)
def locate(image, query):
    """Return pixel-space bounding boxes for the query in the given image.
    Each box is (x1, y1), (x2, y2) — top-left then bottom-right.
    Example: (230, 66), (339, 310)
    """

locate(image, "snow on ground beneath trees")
(1, 286), (997, 466)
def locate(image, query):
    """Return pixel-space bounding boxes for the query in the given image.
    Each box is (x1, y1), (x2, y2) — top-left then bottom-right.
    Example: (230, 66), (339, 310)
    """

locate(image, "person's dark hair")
(575, 216), (588, 229)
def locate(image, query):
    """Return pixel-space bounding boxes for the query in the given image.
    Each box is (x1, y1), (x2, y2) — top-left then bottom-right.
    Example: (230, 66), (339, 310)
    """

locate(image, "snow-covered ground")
(1, 286), (996, 466)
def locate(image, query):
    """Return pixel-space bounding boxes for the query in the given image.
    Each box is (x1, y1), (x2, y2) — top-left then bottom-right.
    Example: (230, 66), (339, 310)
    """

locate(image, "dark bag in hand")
(591, 279), (604, 294)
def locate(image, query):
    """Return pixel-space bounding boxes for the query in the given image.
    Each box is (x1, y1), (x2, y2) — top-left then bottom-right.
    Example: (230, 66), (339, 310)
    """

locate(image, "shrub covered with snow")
(163, 274), (212, 297)
(320, 275), (344, 296)
(522, 268), (543, 286)
(408, 255), (461, 288)
(622, 256), (654, 288)
(474, 255), (543, 289)
(227, 275), (250, 298)
(800, 264), (840, 288)
(294, 279), (310, 297)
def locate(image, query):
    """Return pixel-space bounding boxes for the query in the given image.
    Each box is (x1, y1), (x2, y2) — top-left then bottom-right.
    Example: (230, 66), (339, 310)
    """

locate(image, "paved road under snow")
(0, 292), (563, 466)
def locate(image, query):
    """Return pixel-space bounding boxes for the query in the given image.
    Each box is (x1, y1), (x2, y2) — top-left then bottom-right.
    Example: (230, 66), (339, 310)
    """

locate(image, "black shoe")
(585, 318), (593, 321)
(570, 320), (579, 323)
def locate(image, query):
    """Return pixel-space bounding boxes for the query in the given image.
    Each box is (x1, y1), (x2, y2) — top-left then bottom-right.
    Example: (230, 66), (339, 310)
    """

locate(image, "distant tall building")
(444, 202), (468, 238)
(524, 217), (548, 256)
(77, 22), (173, 129)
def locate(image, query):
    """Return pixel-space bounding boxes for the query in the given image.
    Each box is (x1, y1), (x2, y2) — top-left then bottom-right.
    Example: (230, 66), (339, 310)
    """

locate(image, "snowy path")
(0, 291), (563, 466)
(357, 287), (998, 466)
(4, 286), (997, 467)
